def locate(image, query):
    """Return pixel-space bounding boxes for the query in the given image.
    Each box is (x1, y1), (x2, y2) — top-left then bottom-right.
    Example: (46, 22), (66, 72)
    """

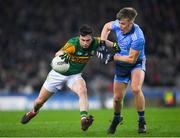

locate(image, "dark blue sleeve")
(131, 38), (145, 51)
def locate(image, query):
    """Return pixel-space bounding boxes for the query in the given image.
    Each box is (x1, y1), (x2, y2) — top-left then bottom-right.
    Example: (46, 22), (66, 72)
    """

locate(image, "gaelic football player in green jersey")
(20, 25), (101, 131)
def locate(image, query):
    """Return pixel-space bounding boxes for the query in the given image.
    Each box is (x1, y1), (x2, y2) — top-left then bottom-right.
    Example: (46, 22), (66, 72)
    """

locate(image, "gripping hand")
(112, 42), (121, 53)
(96, 40), (108, 59)
(59, 52), (71, 63)
(103, 52), (114, 64)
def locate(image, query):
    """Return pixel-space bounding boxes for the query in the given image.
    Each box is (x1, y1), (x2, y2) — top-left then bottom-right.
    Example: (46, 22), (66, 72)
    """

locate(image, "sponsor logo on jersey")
(71, 55), (91, 63)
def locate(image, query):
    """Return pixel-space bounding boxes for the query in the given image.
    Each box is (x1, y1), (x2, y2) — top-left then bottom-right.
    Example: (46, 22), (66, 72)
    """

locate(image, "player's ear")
(128, 21), (133, 27)
(130, 19), (134, 24)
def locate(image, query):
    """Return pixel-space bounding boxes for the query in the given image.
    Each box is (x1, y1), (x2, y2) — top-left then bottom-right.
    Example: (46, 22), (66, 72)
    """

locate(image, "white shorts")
(43, 70), (84, 93)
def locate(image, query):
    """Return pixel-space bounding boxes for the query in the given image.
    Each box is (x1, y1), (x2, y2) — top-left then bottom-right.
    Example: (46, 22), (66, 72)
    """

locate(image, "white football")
(51, 56), (70, 73)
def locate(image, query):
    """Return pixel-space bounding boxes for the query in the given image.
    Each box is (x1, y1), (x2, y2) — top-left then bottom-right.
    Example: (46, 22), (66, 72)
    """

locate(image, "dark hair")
(79, 25), (93, 36)
(116, 7), (137, 21)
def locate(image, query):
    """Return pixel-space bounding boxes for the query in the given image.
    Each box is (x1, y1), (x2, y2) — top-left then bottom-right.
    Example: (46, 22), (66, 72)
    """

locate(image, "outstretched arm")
(101, 22), (120, 52)
(96, 21), (120, 63)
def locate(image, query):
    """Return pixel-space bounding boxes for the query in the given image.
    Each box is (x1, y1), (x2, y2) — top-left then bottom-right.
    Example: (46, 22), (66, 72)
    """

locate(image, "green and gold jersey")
(59, 36), (100, 76)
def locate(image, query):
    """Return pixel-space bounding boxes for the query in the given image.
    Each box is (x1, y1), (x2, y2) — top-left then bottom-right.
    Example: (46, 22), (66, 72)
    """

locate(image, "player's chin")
(82, 45), (89, 49)
(121, 31), (126, 34)
(122, 30), (129, 34)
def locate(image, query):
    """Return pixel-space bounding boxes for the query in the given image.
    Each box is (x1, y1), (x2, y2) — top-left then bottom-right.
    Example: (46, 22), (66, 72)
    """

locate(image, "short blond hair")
(116, 7), (138, 21)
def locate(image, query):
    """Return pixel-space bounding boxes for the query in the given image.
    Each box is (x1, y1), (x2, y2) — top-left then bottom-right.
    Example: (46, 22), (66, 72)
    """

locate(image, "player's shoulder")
(111, 20), (119, 30)
(131, 24), (145, 42)
(67, 36), (79, 45)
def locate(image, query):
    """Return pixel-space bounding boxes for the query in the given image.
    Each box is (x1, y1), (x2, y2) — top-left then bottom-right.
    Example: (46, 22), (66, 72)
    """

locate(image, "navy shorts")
(114, 59), (146, 83)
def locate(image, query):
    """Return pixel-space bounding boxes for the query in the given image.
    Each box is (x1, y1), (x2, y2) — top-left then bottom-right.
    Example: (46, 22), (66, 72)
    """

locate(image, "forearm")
(114, 55), (137, 64)
(55, 50), (64, 56)
(105, 40), (113, 47)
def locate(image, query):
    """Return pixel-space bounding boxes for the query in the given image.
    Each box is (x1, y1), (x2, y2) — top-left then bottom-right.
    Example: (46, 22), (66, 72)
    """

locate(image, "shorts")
(114, 59), (146, 83)
(43, 70), (84, 93)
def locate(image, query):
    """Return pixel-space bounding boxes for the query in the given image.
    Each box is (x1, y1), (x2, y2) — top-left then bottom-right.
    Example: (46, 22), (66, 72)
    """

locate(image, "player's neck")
(123, 24), (134, 35)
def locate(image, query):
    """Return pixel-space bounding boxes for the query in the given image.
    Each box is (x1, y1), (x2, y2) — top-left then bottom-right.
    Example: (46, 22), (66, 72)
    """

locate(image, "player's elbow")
(55, 50), (64, 56)
(104, 22), (111, 32)
(128, 60), (135, 64)
(128, 57), (137, 64)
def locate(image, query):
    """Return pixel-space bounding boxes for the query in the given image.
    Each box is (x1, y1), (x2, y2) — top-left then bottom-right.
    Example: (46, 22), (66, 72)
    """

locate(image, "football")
(51, 55), (70, 73)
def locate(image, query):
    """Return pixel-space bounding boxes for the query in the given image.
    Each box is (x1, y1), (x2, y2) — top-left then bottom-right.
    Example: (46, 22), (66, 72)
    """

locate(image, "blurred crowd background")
(0, 0), (180, 95)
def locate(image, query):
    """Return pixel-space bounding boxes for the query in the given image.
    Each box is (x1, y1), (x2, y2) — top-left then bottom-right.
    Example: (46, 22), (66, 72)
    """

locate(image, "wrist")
(113, 42), (117, 47)
(100, 40), (106, 45)
(55, 51), (64, 56)
(113, 55), (118, 60)
(113, 42), (120, 52)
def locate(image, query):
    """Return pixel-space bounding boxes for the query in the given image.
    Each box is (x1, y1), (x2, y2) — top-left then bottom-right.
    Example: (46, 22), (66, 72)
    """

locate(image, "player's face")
(119, 18), (133, 34)
(79, 35), (93, 49)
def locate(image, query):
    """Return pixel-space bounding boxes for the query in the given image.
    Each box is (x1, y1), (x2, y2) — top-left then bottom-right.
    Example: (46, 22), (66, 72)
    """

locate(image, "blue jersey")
(112, 20), (146, 83)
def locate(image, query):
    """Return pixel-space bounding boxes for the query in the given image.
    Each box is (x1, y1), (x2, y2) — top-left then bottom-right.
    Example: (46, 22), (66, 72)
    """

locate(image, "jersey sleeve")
(131, 38), (145, 51)
(111, 20), (120, 31)
(60, 43), (75, 53)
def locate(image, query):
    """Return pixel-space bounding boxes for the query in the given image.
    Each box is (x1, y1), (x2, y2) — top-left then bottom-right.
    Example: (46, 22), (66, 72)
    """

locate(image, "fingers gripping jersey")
(60, 37), (100, 75)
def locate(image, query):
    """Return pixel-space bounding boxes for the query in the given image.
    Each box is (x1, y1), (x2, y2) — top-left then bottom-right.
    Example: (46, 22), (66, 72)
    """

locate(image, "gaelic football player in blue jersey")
(100, 7), (147, 134)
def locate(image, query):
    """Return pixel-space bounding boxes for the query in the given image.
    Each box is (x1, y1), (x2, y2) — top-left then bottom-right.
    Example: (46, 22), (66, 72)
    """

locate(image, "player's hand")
(96, 40), (108, 59)
(103, 52), (114, 64)
(59, 52), (71, 63)
(112, 42), (121, 53)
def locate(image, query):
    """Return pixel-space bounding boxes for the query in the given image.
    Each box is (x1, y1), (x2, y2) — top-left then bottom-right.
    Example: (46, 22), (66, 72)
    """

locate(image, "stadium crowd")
(0, 0), (180, 94)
